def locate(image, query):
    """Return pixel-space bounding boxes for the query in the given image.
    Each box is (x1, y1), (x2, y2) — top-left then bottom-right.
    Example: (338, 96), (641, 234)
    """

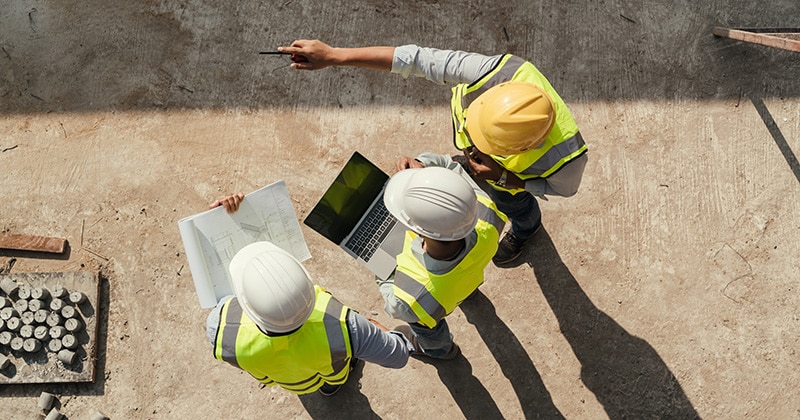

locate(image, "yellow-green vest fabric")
(451, 55), (588, 194)
(393, 196), (506, 328)
(213, 286), (353, 394)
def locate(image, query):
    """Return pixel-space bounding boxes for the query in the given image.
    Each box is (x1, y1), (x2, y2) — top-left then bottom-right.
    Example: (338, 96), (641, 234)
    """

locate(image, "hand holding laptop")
(395, 156), (425, 172)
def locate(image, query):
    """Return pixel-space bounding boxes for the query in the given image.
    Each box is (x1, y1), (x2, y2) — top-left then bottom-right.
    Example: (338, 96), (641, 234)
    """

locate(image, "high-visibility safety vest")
(393, 195), (507, 328)
(450, 55), (588, 194)
(213, 286), (353, 395)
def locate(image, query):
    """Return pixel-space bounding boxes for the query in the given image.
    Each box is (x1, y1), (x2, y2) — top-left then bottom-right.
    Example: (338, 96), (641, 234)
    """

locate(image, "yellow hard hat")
(466, 81), (556, 155)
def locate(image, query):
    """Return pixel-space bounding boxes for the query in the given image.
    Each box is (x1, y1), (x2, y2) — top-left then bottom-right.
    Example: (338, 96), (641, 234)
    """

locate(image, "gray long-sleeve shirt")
(207, 295), (413, 369)
(391, 45), (588, 199)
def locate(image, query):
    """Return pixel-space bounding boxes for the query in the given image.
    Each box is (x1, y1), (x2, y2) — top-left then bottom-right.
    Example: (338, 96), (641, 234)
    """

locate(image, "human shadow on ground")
(415, 352), (506, 420)
(503, 228), (699, 419)
(459, 289), (564, 419)
(298, 359), (380, 420)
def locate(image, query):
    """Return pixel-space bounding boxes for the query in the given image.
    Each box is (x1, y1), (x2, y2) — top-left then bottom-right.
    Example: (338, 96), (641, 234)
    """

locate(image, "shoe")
(493, 226), (540, 265)
(439, 343), (461, 360)
(493, 231), (528, 264)
(318, 383), (341, 397)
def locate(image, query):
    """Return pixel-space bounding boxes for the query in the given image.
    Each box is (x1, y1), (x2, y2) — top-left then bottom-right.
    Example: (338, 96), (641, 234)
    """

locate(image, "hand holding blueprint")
(178, 180), (311, 308)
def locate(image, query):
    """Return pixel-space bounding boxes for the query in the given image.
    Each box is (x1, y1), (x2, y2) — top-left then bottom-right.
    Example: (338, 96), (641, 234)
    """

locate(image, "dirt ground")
(2, 0), (800, 418)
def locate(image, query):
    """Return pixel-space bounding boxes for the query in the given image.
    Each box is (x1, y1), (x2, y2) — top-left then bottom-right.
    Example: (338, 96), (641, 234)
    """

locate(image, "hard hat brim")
(466, 98), (503, 155)
(383, 168), (419, 230)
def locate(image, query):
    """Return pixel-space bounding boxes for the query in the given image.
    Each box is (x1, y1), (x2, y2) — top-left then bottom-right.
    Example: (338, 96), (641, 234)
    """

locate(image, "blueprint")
(178, 180), (311, 308)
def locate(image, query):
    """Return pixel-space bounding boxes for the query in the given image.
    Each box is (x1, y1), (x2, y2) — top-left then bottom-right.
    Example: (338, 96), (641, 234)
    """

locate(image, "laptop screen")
(304, 152), (389, 244)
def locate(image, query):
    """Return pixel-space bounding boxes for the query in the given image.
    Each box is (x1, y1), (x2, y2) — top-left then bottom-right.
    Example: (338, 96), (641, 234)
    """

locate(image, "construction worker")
(279, 40), (588, 264)
(377, 154), (507, 359)
(206, 194), (414, 396)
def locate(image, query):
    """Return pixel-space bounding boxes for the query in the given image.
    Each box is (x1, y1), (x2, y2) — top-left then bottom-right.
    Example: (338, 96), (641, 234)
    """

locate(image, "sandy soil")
(2, 1), (799, 418)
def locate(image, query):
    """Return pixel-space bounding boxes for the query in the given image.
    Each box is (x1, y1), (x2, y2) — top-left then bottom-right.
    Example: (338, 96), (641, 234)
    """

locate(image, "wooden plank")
(0, 234), (67, 254)
(712, 27), (800, 53)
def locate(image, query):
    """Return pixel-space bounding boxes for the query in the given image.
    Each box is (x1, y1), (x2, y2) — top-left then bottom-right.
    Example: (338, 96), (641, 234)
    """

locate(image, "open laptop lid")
(304, 151), (390, 245)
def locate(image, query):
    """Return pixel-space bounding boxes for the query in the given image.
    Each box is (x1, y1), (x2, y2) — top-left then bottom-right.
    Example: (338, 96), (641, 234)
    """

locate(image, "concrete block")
(6, 317), (20, 332)
(49, 326), (66, 339)
(57, 349), (76, 364)
(17, 285), (31, 300)
(51, 284), (68, 299)
(61, 334), (78, 350)
(49, 298), (64, 312)
(23, 338), (42, 353)
(13, 299), (28, 313)
(31, 287), (50, 301)
(47, 338), (62, 353)
(69, 291), (86, 305)
(34, 309), (50, 324)
(34, 325), (49, 340)
(0, 306), (16, 320)
(38, 391), (56, 410)
(46, 312), (62, 327)
(28, 299), (45, 312)
(91, 411), (110, 420)
(44, 407), (62, 420)
(10, 336), (24, 351)
(21, 311), (35, 325)
(61, 305), (76, 319)
(0, 278), (19, 296)
(65, 318), (84, 333)
(19, 324), (34, 339)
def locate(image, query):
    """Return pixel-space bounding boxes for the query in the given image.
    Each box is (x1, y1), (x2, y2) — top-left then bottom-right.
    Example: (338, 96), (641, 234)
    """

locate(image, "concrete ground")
(2, 0), (799, 418)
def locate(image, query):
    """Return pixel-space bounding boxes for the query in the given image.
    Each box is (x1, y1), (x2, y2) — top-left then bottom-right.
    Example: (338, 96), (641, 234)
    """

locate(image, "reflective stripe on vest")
(393, 198), (505, 328)
(213, 286), (353, 394)
(450, 55), (587, 193)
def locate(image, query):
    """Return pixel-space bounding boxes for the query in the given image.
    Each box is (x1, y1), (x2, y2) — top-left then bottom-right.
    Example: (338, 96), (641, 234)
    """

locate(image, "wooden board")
(0, 271), (99, 384)
(712, 27), (800, 53)
(0, 234), (67, 254)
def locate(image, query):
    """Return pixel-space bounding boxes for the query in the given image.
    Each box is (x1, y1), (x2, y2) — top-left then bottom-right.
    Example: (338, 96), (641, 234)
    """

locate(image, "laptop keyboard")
(344, 199), (397, 262)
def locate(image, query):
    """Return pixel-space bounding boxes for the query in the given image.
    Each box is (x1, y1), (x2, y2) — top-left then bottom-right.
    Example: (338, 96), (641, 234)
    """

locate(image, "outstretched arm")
(278, 39), (394, 71)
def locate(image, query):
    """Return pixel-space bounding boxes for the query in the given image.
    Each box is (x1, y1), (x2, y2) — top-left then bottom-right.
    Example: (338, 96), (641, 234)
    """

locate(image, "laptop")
(303, 151), (407, 280)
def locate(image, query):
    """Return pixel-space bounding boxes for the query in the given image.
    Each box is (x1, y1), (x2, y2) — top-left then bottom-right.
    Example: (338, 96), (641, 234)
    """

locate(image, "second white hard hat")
(384, 167), (478, 241)
(229, 241), (315, 333)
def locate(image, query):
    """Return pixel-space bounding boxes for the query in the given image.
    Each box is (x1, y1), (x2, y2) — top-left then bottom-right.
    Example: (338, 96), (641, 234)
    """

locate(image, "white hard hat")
(229, 241), (315, 333)
(384, 167), (478, 241)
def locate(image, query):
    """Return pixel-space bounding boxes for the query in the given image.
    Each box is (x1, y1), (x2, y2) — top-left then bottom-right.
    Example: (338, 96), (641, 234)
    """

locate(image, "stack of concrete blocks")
(0, 278), (91, 374)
